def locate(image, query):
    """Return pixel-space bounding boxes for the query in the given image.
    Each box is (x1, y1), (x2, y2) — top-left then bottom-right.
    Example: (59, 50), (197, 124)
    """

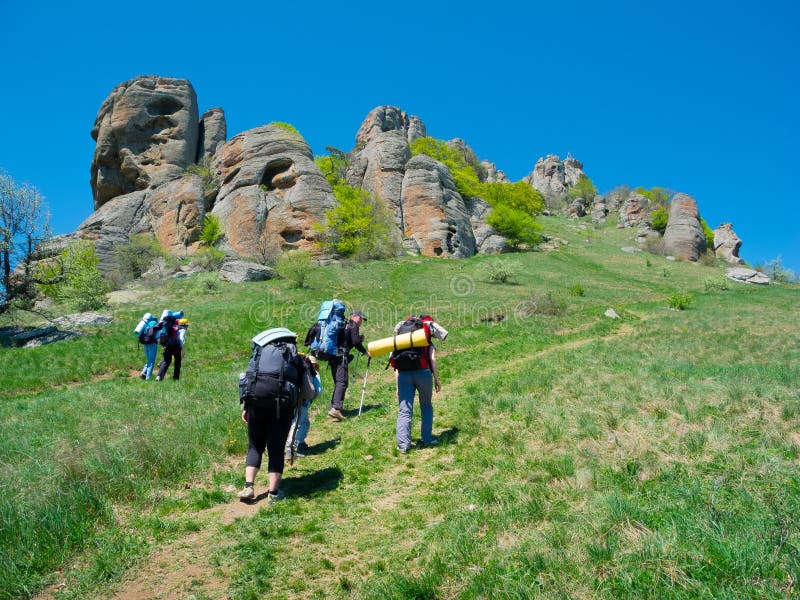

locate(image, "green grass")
(1, 217), (799, 599)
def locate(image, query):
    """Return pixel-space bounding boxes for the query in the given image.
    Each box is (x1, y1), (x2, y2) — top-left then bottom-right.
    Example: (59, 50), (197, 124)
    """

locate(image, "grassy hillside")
(1, 217), (798, 599)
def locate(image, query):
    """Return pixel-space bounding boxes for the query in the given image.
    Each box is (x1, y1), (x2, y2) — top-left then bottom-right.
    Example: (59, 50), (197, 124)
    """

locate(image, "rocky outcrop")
(400, 155), (476, 257)
(591, 200), (608, 224)
(617, 192), (650, 228)
(713, 223), (744, 265)
(727, 267), (769, 285)
(524, 155), (586, 208)
(198, 108), (226, 160)
(464, 197), (507, 254)
(211, 124), (335, 259)
(568, 198), (587, 218)
(662, 193), (707, 262)
(354, 106), (426, 146)
(481, 160), (509, 183)
(90, 76), (200, 210)
(218, 260), (275, 282)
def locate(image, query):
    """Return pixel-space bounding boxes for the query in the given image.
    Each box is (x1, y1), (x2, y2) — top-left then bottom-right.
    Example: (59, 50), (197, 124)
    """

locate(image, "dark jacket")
(342, 319), (367, 355)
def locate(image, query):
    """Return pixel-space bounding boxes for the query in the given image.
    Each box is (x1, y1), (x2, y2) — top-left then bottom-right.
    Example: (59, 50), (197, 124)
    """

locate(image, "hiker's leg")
(295, 400), (311, 447)
(156, 350), (171, 380)
(331, 359), (349, 411)
(144, 344), (157, 379)
(245, 405), (268, 482)
(172, 348), (182, 379)
(266, 407), (294, 478)
(417, 369), (434, 444)
(396, 371), (415, 450)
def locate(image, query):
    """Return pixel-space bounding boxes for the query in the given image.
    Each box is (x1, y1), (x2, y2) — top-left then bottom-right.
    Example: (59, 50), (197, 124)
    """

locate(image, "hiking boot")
(297, 442), (309, 454)
(422, 437), (439, 447)
(155, 376), (162, 382)
(139, 373), (146, 380)
(237, 485), (255, 500)
(266, 489), (284, 504)
(397, 446), (409, 454)
(328, 408), (345, 421)
(285, 448), (305, 459)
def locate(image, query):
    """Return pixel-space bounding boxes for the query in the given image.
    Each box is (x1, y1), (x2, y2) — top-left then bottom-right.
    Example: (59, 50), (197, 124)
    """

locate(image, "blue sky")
(2, 1), (798, 271)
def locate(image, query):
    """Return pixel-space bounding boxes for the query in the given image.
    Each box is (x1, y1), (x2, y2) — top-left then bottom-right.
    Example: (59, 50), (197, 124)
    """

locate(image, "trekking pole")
(344, 352), (361, 409)
(288, 398), (301, 466)
(358, 357), (371, 417)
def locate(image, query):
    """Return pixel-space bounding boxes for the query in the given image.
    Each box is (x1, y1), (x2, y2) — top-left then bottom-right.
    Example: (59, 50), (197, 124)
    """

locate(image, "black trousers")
(329, 356), (349, 410)
(157, 345), (182, 380)
(245, 402), (294, 473)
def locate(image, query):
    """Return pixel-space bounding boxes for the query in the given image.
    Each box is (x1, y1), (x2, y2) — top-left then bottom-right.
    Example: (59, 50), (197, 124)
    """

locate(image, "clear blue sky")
(2, 1), (798, 271)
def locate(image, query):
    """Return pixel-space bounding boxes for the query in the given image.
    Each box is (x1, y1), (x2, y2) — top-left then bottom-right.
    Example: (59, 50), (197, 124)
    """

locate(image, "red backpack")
(389, 316), (433, 371)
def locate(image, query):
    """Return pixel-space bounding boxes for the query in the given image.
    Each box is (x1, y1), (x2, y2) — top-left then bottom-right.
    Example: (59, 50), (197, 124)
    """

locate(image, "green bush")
(486, 205), (542, 248)
(37, 240), (108, 310)
(316, 184), (398, 259)
(569, 283), (586, 297)
(184, 155), (217, 192)
(526, 290), (568, 316)
(114, 234), (166, 282)
(486, 260), (517, 284)
(410, 137), (482, 198)
(199, 215), (223, 247)
(567, 175), (598, 202)
(191, 247), (225, 271)
(315, 148), (350, 187)
(270, 121), (301, 136)
(704, 277), (730, 291)
(635, 186), (671, 207)
(699, 218), (715, 249)
(275, 249), (314, 288)
(667, 292), (692, 310)
(649, 206), (669, 234)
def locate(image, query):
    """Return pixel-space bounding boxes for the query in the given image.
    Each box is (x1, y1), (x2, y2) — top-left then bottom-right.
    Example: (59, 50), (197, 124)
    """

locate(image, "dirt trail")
(39, 320), (638, 599)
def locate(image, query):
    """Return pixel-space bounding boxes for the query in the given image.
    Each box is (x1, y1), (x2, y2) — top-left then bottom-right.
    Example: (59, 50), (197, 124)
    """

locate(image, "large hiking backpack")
(306, 299), (346, 360)
(159, 319), (182, 348)
(134, 313), (159, 344)
(390, 316), (432, 371)
(244, 328), (304, 416)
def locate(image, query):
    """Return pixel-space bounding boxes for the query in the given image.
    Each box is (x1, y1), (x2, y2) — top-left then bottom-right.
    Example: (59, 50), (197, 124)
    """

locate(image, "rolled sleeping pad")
(133, 312), (154, 335)
(367, 328), (429, 358)
(160, 310), (184, 321)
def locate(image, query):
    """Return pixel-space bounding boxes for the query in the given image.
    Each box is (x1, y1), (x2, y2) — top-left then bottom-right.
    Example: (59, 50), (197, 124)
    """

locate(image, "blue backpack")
(306, 299), (346, 361)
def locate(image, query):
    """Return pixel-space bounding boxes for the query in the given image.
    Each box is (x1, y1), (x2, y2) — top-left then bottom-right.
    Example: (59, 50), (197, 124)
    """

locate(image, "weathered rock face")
(211, 124), (335, 259)
(148, 175), (205, 254)
(481, 160), (509, 183)
(568, 198), (587, 218)
(618, 192), (650, 228)
(713, 222), (744, 265)
(662, 193), (707, 262)
(524, 155), (586, 208)
(218, 260), (275, 282)
(400, 155), (476, 258)
(727, 267), (769, 285)
(464, 197), (507, 254)
(198, 108), (226, 161)
(90, 76), (199, 210)
(355, 105), (426, 146)
(591, 200), (608, 224)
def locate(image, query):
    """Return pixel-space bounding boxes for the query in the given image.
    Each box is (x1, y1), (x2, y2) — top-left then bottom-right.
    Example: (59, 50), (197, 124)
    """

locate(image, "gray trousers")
(396, 369), (433, 450)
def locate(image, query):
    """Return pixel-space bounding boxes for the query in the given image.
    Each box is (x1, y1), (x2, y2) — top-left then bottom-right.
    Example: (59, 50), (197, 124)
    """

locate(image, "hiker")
(137, 313), (162, 380)
(391, 316), (442, 453)
(285, 354), (322, 458)
(156, 312), (187, 381)
(237, 328), (315, 502)
(327, 310), (369, 421)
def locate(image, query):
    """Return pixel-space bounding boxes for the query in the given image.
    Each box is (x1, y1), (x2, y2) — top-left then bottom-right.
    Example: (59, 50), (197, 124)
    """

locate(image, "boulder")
(618, 192), (650, 228)
(218, 260), (275, 283)
(464, 197), (508, 254)
(662, 193), (706, 262)
(713, 222), (744, 265)
(636, 226), (662, 251)
(568, 198), (586, 218)
(591, 200), (608, 224)
(198, 107), (226, 160)
(90, 75), (199, 209)
(400, 155), (476, 258)
(211, 124), (335, 260)
(52, 313), (114, 328)
(726, 267), (770, 285)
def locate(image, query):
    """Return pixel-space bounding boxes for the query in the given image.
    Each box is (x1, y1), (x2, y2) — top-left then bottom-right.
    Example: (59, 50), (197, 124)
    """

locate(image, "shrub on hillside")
(704, 277), (729, 291)
(114, 234), (166, 283)
(487, 205), (542, 248)
(316, 184), (399, 259)
(191, 247), (226, 271)
(184, 155), (217, 192)
(37, 240), (108, 310)
(315, 147), (350, 187)
(668, 292), (692, 310)
(270, 121), (301, 136)
(199, 215), (223, 247)
(567, 174), (598, 203)
(486, 260), (517, 283)
(569, 283), (586, 297)
(699, 218), (715, 249)
(275, 249), (314, 288)
(525, 290), (568, 316)
(649, 206), (669, 234)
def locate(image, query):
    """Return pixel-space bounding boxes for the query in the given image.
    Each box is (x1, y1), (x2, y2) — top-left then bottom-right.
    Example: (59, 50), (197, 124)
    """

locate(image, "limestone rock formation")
(713, 223), (744, 265)
(591, 200), (608, 224)
(481, 160), (509, 183)
(198, 108), (226, 160)
(90, 76), (200, 210)
(400, 155), (476, 257)
(727, 267), (769, 285)
(617, 192), (650, 228)
(465, 197), (508, 254)
(568, 198), (587, 218)
(662, 193), (707, 262)
(211, 124), (335, 259)
(218, 260), (275, 282)
(354, 106), (426, 146)
(524, 155), (586, 209)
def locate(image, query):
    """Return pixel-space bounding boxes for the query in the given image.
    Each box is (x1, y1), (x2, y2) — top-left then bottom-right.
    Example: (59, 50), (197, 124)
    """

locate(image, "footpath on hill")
(32, 316), (635, 600)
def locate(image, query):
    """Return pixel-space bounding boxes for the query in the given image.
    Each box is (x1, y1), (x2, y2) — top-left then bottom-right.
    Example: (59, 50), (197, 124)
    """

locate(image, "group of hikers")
(134, 300), (448, 503)
(134, 310), (188, 381)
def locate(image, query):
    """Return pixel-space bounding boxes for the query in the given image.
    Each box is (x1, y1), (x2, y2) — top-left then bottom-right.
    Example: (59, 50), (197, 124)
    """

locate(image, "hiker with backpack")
(155, 311), (187, 381)
(390, 315), (444, 453)
(285, 354), (322, 459)
(237, 328), (316, 502)
(134, 312), (162, 380)
(327, 309), (369, 421)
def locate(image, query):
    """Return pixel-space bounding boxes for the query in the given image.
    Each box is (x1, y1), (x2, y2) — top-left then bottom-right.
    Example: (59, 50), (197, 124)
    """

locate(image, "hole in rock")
(280, 229), (302, 244)
(261, 159), (294, 191)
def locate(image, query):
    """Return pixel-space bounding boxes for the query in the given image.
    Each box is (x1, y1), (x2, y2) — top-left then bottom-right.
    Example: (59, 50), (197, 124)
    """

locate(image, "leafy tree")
(0, 169), (50, 315)
(635, 186), (671, 207)
(199, 215), (223, 247)
(649, 206), (669, 234)
(410, 137), (482, 198)
(480, 181), (545, 215)
(699, 218), (715, 249)
(315, 147), (350, 187)
(568, 175), (598, 202)
(316, 184), (398, 259)
(38, 240), (108, 310)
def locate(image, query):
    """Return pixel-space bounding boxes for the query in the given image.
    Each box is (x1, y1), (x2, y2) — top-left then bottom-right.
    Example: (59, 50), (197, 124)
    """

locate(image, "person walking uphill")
(237, 328), (315, 502)
(328, 310), (369, 421)
(136, 313), (162, 380)
(391, 316), (442, 452)
(156, 313), (188, 381)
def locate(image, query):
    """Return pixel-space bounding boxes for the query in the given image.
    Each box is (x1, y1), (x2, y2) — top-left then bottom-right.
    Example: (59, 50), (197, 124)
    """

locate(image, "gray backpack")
(244, 328), (303, 417)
